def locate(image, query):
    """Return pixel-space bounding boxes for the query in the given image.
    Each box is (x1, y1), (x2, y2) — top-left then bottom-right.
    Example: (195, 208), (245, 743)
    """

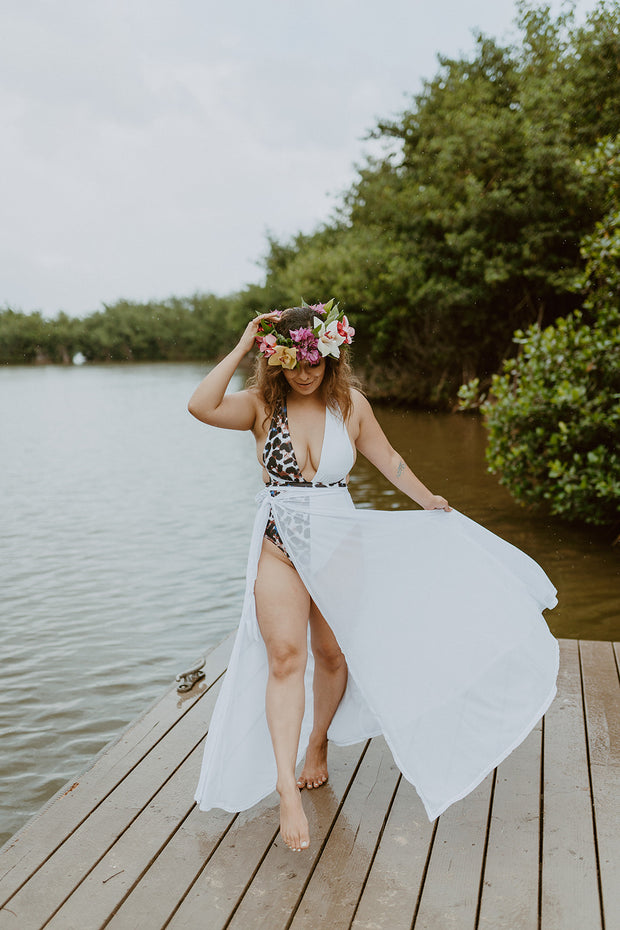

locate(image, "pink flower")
(289, 327), (314, 343)
(298, 344), (320, 364)
(309, 303), (327, 316)
(336, 316), (355, 345)
(289, 327), (320, 364)
(256, 333), (277, 356)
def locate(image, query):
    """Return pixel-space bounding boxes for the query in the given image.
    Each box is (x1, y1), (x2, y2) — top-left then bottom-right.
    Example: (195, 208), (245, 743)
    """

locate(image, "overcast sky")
(1, 0), (599, 317)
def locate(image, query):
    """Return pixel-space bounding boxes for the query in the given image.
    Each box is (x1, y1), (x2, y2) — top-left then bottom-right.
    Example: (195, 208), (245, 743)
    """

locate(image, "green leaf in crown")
(323, 299), (339, 325)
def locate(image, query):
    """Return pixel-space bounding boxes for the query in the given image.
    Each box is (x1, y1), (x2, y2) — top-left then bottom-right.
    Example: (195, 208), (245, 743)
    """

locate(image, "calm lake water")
(1, 363), (618, 846)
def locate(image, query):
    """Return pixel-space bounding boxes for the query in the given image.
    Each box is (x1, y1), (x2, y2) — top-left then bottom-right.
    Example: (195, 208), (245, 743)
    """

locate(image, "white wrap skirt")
(195, 485), (558, 821)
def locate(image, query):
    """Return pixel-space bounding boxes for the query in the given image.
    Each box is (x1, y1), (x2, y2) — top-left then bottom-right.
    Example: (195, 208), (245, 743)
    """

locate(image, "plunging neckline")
(285, 400), (327, 483)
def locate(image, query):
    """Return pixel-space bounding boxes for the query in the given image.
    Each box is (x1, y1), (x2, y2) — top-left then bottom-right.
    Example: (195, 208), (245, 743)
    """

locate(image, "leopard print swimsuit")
(262, 403), (346, 557)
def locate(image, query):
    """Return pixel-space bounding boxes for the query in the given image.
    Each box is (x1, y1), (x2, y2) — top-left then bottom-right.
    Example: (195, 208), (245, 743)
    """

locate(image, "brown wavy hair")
(246, 306), (361, 426)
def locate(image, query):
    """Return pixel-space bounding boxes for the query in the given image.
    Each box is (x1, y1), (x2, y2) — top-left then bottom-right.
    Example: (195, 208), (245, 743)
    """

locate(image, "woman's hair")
(247, 306), (361, 425)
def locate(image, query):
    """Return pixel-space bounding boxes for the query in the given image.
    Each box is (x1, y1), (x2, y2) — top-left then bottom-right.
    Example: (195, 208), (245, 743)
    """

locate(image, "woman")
(188, 301), (558, 854)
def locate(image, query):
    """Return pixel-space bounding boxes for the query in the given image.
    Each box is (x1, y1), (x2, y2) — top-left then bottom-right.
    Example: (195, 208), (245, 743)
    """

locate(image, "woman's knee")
(267, 641), (307, 680)
(312, 641), (346, 674)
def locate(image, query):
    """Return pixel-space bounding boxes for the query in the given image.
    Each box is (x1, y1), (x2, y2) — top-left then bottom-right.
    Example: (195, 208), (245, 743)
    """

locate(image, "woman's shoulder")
(350, 388), (372, 415)
(245, 387), (273, 432)
(340, 389), (372, 438)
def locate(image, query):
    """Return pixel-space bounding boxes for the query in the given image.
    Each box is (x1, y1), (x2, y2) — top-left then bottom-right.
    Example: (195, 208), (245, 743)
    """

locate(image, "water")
(1, 364), (618, 846)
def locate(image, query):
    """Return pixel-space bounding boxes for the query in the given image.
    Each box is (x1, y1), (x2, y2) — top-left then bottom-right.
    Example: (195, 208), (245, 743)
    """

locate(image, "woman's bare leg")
(297, 602), (348, 790)
(255, 540), (311, 851)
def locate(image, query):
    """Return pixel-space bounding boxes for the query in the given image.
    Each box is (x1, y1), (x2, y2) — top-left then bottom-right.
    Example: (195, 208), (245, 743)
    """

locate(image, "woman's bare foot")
(278, 783), (310, 852)
(296, 737), (329, 790)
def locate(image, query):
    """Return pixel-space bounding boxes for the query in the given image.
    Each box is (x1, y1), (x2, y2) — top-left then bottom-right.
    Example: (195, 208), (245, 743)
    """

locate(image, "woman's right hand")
(236, 311), (281, 355)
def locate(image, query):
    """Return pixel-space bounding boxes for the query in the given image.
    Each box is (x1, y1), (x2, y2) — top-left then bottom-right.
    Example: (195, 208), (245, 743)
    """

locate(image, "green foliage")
(0, 309), (48, 363)
(259, 1), (620, 405)
(0, 308), (82, 364)
(467, 136), (620, 529)
(480, 311), (620, 527)
(567, 1), (620, 145)
(0, 293), (255, 365)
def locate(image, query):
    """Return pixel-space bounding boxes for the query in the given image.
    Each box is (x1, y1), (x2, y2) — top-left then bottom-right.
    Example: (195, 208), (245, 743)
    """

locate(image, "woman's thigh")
(255, 539), (311, 655)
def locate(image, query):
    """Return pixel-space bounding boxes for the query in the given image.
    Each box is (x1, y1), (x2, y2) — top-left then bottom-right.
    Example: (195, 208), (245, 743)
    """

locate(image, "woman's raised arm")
(187, 312), (278, 431)
(352, 391), (451, 511)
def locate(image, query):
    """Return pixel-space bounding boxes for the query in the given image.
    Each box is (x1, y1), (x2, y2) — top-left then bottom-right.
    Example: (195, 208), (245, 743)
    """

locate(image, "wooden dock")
(0, 636), (618, 930)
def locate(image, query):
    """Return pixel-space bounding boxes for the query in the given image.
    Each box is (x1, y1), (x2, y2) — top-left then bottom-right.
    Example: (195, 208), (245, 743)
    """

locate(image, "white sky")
(1, 0), (599, 317)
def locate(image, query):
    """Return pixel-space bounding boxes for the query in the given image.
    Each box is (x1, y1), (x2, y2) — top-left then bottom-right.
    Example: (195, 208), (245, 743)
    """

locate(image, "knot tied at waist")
(255, 481), (348, 507)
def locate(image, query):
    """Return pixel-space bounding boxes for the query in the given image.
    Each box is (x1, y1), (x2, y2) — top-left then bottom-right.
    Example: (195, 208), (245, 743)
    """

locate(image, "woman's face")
(282, 358), (326, 396)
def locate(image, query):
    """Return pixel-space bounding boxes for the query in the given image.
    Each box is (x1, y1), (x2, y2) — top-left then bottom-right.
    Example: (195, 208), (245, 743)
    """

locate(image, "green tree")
(464, 137), (620, 529)
(0, 309), (50, 363)
(260, 1), (620, 406)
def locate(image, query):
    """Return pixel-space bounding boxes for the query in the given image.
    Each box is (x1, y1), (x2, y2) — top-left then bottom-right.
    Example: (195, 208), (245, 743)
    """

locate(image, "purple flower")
(289, 327), (315, 343)
(298, 344), (320, 364)
(289, 327), (321, 364)
(309, 303), (327, 316)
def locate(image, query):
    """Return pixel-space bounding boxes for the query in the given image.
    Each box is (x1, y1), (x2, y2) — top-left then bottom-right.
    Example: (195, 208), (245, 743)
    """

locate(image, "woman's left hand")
(424, 494), (452, 512)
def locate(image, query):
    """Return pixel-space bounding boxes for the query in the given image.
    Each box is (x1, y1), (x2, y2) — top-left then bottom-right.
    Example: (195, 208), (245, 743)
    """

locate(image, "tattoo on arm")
(396, 459), (405, 478)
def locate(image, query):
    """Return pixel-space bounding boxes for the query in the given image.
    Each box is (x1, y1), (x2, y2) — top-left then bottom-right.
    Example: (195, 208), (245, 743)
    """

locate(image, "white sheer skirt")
(195, 487), (558, 821)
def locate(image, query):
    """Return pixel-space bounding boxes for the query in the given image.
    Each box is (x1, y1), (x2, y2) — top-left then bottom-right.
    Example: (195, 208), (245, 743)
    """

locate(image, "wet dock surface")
(0, 635), (618, 930)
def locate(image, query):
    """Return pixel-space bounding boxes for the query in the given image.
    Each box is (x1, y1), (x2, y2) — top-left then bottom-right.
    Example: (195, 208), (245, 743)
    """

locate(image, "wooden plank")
(580, 639), (620, 928)
(44, 742), (230, 930)
(105, 804), (237, 930)
(170, 740), (370, 930)
(351, 777), (435, 930)
(412, 773), (494, 929)
(288, 737), (401, 930)
(0, 635), (615, 930)
(541, 638), (601, 930)
(165, 791), (281, 929)
(477, 723), (541, 930)
(0, 634), (233, 906)
(0, 679), (224, 930)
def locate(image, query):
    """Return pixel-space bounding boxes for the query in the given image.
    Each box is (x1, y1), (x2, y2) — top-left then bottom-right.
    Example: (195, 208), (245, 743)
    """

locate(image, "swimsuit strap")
(263, 401), (307, 486)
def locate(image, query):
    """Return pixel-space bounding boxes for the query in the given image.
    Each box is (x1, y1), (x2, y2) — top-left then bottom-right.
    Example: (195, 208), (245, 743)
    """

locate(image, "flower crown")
(255, 299), (355, 370)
